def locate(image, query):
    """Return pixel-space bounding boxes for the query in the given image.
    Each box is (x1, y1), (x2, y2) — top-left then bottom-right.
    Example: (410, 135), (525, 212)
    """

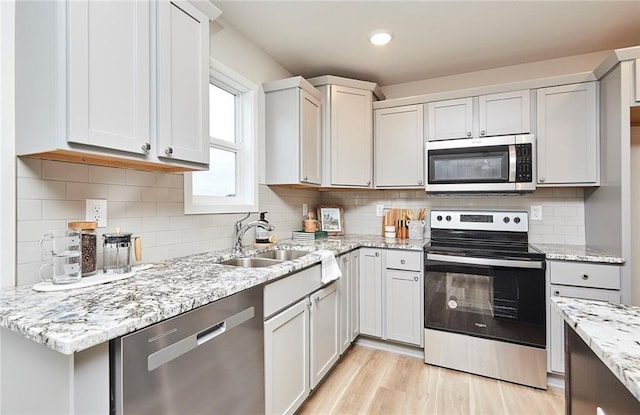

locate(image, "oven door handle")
(426, 253), (544, 269)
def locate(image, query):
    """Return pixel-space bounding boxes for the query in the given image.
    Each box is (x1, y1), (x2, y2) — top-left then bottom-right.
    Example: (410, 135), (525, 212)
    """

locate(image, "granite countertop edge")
(0, 235), (425, 355)
(533, 243), (625, 264)
(551, 297), (640, 402)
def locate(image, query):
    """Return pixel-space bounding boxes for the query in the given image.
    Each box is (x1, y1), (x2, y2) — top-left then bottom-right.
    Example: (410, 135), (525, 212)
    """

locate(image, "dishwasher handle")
(147, 306), (254, 371)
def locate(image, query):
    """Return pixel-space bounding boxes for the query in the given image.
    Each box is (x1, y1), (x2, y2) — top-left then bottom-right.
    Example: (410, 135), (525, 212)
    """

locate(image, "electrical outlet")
(86, 199), (107, 227)
(376, 204), (384, 217)
(302, 203), (308, 218)
(530, 205), (543, 221)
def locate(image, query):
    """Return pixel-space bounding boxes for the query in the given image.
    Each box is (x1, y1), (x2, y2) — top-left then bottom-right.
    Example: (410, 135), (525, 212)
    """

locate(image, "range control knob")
(445, 215), (452, 222)
(513, 217), (521, 224)
(503, 217), (510, 223)
(436, 215), (443, 221)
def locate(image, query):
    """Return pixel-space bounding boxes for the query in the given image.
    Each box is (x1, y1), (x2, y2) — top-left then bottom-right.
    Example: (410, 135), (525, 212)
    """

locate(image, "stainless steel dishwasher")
(111, 284), (264, 414)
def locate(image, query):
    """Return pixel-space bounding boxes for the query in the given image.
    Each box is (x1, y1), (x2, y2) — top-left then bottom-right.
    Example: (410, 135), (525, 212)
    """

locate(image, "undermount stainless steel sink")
(254, 250), (309, 261)
(219, 257), (283, 268)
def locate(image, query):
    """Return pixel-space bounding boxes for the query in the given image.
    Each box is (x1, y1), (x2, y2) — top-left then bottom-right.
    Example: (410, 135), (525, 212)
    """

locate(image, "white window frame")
(184, 59), (259, 214)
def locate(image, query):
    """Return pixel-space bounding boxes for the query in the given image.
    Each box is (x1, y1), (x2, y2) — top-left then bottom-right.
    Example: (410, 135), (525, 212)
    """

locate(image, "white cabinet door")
(374, 105), (424, 188)
(68, 0), (150, 155)
(337, 254), (351, 355)
(359, 249), (382, 337)
(349, 250), (360, 342)
(300, 90), (322, 185)
(479, 90), (530, 137)
(427, 98), (473, 141)
(548, 285), (619, 374)
(157, 0), (209, 165)
(385, 270), (423, 346)
(536, 82), (598, 185)
(310, 283), (339, 389)
(330, 85), (373, 187)
(264, 298), (310, 415)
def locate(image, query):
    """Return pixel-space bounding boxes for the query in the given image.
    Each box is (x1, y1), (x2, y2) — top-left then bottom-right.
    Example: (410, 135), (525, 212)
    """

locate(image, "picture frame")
(317, 206), (345, 236)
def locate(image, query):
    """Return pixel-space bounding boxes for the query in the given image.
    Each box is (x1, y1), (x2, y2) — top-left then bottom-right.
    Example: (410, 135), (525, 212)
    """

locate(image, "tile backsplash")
(16, 158), (320, 286)
(16, 157), (586, 286)
(322, 188), (585, 244)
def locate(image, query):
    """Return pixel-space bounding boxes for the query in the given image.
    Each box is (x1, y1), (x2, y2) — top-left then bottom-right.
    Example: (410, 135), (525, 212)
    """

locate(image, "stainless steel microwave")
(425, 134), (536, 193)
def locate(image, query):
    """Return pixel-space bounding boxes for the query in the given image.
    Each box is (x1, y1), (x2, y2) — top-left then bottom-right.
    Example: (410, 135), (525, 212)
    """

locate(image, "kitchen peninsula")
(553, 297), (640, 414)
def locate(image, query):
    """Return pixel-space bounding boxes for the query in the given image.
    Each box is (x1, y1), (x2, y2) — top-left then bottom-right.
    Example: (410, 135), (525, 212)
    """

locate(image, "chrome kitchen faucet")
(233, 212), (275, 252)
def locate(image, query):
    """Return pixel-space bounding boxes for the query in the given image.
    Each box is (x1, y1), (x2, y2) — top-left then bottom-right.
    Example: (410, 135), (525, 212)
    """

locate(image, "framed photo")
(318, 206), (345, 236)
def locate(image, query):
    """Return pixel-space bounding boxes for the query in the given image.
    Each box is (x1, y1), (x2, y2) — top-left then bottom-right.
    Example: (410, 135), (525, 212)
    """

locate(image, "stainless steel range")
(424, 210), (547, 389)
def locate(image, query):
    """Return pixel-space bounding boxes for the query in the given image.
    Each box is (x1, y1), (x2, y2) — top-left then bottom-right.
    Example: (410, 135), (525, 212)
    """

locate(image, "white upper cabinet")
(67, 1), (150, 155)
(264, 77), (322, 186)
(479, 90), (531, 137)
(427, 90), (530, 141)
(15, 0), (219, 172)
(309, 76), (383, 188)
(427, 98), (473, 140)
(157, 0), (210, 165)
(536, 82), (598, 185)
(374, 105), (425, 188)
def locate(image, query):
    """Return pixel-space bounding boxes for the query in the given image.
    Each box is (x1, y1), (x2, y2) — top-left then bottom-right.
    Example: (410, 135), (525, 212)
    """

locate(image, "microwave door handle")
(508, 145), (516, 182)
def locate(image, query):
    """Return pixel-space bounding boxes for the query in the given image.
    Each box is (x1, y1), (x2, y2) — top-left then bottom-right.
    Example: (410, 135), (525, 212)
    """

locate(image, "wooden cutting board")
(382, 208), (405, 236)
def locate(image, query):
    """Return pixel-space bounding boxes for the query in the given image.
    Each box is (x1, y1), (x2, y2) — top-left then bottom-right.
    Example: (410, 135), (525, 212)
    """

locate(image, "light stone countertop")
(0, 235), (424, 355)
(552, 297), (640, 402)
(533, 243), (625, 264)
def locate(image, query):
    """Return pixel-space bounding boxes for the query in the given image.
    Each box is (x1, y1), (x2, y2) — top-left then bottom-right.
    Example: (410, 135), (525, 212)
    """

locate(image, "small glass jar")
(68, 221), (98, 276)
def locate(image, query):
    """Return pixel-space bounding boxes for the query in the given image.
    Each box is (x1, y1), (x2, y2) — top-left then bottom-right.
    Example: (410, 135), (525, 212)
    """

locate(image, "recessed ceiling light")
(369, 30), (393, 46)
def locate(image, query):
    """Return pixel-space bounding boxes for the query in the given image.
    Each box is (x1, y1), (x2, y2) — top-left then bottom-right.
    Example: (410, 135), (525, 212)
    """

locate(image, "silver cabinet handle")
(539, 177), (545, 183)
(141, 143), (151, 152)
(401, 259), (406, 264)
(375, 252), (379, 257)
(165, 147), (174, 155)
(418, 179), (423, 185)
(366, 181), (371, 186)
(480, 130), (486, 136)
(414, 276), (419, 282)
(307, 301), (312, 309)
(554, 290), (560, 296)
(303, 176), (308, 181)
(466, 132), (472, 137)
(314, 296), (320, 303)
(582, 274), (589, 280)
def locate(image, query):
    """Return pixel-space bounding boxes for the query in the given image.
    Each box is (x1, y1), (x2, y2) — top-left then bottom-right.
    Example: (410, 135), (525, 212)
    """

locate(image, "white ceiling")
(214, 1), (640, 87)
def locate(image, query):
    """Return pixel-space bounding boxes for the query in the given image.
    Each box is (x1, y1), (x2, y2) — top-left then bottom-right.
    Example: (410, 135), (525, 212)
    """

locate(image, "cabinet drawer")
(550, 284), (620, 303)
(549, 261), (620, 290)
(385, 250), (422, 271)
(264, 265), (322, 319)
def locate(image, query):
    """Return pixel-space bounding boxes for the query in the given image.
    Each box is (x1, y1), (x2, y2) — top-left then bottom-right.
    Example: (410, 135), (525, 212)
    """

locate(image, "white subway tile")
(17, 200), (42, 221)
(18, 178), (66, 200)
(18, 220), (67, 242)
(170, 216), (193, 230)
(169, 188), (184, 202)
(156, 202), (182, 216)
(126, 170), (157, 186)
(126, 202), (157, 218)
(552, 188), (577, 198)
(565, 235), (586, 245)
(553, 206), (578, 217)
(108, 185), (141, 202)
(43, 160), (89, 182)
(17, 262), (41, 286)
(143, 245), (171, 263)
(553, 225), (578, 235)
(141, 187), (170, 202)
(107, 218), (142, 233)
(108, 201), (127, 219)
(542, 234), (565, 244)
(89, 166), (126, 184)
(156, 230), (182, 245)
(142, 217), (168, 232)
(17, 157), (42, 178)
(66, 182), (109, 200)
(17, 241), (43, 264)
(42, 200), (84, 220)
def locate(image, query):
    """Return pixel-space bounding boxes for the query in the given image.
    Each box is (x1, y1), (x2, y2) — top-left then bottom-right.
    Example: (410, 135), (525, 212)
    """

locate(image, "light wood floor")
(299, 345), (564, 415)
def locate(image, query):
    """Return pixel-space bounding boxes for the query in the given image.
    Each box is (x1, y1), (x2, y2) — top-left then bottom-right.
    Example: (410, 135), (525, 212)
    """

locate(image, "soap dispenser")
(255, 212), (272, 244)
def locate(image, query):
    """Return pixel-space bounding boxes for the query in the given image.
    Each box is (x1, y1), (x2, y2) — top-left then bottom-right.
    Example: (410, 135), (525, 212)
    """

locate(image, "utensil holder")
(407, 220), (425, 240)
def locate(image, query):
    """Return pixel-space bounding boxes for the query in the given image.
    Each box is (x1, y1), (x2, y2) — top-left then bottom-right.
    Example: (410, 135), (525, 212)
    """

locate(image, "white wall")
(322, 188), (586, 245)
(630, 124), (640, 305)
(381, 50), (609, 99)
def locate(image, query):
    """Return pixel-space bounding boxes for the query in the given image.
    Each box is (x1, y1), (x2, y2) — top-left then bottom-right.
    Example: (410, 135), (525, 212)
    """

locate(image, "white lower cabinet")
(547, 260), (621, 374)
(359, 248), (424, 347)
(264, 265), (339, 415)
(338, 250), (361, 355)
(385, 270), (423, 346)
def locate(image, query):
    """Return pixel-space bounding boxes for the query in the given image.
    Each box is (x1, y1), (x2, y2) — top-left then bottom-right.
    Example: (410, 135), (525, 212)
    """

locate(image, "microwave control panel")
(515, 144), (533, 182)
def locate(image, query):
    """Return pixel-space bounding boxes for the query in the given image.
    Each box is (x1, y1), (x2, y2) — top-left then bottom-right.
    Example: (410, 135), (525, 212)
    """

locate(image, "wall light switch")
(86, 199), (107, 227)
(530, 205), (543, 221)
(302, 203), (308, 217)
(376, 204), (384, 217)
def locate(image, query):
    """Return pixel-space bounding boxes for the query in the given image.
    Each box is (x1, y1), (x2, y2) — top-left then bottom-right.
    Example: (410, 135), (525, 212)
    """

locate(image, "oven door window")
(424, 260), (545, 348)
(428, 146), (509, 184)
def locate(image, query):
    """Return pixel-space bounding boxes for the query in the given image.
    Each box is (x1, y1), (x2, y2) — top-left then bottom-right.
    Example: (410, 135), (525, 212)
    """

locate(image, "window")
(184, 60), (258, 214)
